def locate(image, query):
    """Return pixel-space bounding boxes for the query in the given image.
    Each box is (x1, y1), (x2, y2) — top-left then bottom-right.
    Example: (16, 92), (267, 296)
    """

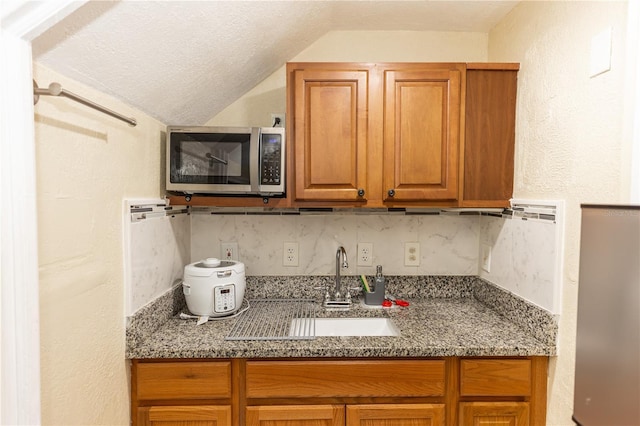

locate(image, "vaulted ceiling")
(32, 1), (519, 125)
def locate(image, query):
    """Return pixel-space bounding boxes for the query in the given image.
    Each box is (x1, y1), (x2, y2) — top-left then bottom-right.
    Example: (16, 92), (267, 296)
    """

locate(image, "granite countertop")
(126, 276), (557, 359)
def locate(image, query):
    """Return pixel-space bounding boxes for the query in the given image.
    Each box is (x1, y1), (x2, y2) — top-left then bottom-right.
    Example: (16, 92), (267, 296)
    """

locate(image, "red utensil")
(386, 295), (410, 307)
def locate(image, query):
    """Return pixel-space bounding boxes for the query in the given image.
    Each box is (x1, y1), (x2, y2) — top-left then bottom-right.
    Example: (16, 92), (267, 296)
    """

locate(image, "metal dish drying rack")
(225, 299), (317, 341)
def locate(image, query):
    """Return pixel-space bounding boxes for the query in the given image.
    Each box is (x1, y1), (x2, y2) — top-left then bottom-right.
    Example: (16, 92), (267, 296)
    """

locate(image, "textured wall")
(34, 63), (164, 424)
(489, 1), (630, 424)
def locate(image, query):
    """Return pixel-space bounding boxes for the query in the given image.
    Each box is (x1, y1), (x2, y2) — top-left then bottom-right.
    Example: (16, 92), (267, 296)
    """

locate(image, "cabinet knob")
(357, 189), (365, 197)
(387, 189), (395, 197)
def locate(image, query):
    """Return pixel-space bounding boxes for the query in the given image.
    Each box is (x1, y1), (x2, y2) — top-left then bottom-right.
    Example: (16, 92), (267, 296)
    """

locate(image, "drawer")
(246, 360), (445, 398)
(136, 361), (232, 400)
(460, 359), (531, 396)
(138, 405), (232, 424)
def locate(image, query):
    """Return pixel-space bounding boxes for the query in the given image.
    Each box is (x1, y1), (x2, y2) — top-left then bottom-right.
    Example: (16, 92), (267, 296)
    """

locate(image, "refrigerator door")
(573, 205), (640, 425)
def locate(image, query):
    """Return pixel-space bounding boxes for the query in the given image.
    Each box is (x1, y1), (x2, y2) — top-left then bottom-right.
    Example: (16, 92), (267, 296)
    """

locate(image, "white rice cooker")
(182, 258), (246, 317)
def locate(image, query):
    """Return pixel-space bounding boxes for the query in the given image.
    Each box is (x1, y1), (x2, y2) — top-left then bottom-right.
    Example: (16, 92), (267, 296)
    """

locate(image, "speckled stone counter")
(126, 276), (557, 359)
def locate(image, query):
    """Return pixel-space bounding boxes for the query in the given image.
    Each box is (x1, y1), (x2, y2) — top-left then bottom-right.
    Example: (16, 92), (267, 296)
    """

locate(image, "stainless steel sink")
(290, 317), (400, 337)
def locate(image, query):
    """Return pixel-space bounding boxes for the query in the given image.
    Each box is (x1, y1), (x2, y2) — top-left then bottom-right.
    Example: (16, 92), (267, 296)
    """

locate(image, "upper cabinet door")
(461, 67), (518, 207)
(383, 66), (462, 202)
(292, 68), (368, 201)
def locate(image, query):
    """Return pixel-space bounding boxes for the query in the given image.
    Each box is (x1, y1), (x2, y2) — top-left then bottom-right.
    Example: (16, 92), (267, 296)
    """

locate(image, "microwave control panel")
(213, 284), (236, 313)
(260, 133), (283, 185)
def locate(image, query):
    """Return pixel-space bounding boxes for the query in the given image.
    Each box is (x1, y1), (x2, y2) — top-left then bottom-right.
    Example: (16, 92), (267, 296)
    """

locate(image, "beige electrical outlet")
(404, 242), (420, 266)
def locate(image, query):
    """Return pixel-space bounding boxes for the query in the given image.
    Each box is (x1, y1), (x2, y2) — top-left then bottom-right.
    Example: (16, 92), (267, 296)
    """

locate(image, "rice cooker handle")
(217, 270), (232, 278)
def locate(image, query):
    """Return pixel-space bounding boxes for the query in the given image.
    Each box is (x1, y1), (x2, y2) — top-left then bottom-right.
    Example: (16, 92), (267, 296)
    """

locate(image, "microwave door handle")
(249, 127), (260, 193)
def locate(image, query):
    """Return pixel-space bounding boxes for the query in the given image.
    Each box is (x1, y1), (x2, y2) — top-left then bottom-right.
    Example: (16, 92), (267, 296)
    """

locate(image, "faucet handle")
(314, 285), (331, 302)
(344, 286), (362, 302)
(313, 284), (329, 295)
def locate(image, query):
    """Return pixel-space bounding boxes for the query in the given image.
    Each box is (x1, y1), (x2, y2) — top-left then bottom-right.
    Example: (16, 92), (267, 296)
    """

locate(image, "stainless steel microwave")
(166, 126), (285, 196)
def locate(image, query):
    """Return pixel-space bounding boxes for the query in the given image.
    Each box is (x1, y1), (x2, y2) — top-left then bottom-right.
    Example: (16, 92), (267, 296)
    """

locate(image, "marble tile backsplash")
(191, 212), (480, 276)
(125, 203), (561, 318)
(479, 214), (559, 314)
(127, 214), (190, 316)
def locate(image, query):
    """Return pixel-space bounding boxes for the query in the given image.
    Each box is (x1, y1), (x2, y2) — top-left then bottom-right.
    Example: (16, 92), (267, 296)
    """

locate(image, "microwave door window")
(177, 141), (242, 182)
(171, 133), (251, 185)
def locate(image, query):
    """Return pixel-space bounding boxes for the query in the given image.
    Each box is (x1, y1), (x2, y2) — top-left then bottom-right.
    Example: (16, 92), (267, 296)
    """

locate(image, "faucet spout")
(335, 246), (348, 300)
(324, 246), (352, 309)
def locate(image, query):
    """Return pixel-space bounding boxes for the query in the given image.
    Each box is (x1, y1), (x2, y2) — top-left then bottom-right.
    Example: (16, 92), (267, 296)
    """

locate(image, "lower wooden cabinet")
(459, 402), (529, 426)
(131, 357), (548, 426)
(347, 404), (445, 426)
(245, 360), (445, 398)
(245, 404), (445, 426)
(246, 405), (344, 426)
(459, 359), (531, 397)
(136, 361), (231, 400)
(137, 405), (232, 426)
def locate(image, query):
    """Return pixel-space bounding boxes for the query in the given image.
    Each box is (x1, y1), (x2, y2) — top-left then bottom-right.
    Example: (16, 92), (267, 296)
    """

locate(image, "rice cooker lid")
(197, 258), (234, 268)
(184, 258), (244, 277)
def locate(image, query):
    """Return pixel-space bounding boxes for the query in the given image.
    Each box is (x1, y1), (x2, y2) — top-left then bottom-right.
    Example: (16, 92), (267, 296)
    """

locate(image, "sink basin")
(290, 317), (400, 337)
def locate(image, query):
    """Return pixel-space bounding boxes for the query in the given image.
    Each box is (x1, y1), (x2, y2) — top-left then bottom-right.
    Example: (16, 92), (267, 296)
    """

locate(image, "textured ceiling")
(32, 1), (519, 125)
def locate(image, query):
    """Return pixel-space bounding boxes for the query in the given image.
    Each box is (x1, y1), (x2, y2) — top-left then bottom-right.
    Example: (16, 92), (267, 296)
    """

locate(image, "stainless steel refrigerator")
(573, 205), (640, 426)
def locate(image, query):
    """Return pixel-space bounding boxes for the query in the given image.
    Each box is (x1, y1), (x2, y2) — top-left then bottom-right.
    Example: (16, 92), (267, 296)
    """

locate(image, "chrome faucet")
(324, 246), (351, 309)
(335, 246), (348, 300)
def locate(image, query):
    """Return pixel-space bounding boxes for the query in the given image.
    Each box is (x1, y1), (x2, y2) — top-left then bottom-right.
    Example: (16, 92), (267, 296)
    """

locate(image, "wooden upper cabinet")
(286, 62), (518, 208)
(383, 65), (462, 202)
(461, 65), (518, 207)
(291, 67), (368, 202)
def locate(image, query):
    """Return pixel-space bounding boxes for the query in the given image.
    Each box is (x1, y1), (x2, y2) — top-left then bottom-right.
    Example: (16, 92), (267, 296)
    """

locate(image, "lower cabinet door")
(246, 405), (345, 426)
(137, 405), (231, 426)
(459, 402), (529, 426)
(346, 404), (446, 426)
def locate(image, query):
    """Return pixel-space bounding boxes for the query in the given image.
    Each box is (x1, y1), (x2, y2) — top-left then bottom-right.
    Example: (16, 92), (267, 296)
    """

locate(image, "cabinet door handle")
(388, 189), (395, 197)
(357, 189), (365, 197)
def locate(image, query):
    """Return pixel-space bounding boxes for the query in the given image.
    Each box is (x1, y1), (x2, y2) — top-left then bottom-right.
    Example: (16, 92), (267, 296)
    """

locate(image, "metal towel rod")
(33, 80), (137, 127)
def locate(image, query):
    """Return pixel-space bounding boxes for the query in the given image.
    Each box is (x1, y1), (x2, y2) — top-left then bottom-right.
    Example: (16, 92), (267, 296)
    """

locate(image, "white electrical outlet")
(220, 242), (238, 261)
(270, 113), (285, 128)
(481, 243), (492, 273)
(404, 242), (420, 266)
(357, 242), (373, 266)
(283, 242), (299, 266)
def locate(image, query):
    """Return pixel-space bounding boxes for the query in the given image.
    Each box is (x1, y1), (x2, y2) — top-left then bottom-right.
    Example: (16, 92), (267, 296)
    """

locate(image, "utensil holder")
(364, 280), (385, 306)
